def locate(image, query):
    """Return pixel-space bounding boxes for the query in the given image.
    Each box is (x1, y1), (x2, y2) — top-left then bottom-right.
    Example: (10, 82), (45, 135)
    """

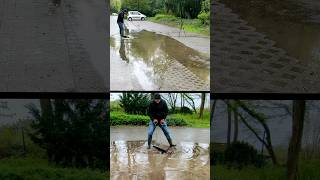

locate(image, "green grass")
(0, 157), (108, 180)
(212, 160), (320, 180)
(169, 110), (210, 128)
(149, 14), (210, 36)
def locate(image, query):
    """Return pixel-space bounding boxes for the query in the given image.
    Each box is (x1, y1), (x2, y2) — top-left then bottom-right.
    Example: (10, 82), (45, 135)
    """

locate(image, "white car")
(127, 11), (147, 21)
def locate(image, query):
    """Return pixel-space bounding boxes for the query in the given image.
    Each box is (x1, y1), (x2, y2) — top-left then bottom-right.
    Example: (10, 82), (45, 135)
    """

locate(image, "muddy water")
(110, 16), (209, 90)
(110, 127), (210, 180)
(221, 0), (320, 67)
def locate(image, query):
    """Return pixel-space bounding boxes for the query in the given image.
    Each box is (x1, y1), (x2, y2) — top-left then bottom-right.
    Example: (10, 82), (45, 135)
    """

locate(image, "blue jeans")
(147, 119), (172, 147)
(118, 22), (124, 36)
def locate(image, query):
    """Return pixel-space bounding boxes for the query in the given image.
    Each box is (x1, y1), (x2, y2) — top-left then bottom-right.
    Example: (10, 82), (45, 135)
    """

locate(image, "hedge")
(110, 112), (187, 126)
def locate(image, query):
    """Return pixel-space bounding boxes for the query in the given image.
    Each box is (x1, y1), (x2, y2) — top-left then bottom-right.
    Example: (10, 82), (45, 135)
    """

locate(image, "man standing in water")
(147, 93), (176, 149)
(117, 9), (128, 38)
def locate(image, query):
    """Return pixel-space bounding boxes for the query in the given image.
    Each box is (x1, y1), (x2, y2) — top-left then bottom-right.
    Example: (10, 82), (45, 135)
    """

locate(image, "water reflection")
(110, 30), (209, 90)
(110, 140), (210, 180)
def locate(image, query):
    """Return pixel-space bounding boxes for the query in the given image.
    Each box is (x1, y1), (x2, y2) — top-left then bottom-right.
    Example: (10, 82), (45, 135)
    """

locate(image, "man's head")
(154, 93), (161, 104)
(123, 9), (128, 14)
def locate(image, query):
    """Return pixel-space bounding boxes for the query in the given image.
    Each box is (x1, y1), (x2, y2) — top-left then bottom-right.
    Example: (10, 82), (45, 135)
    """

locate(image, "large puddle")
(110, 127), (210, 180)
(110, 16), (209, 90)
(221, 0), (320, 67)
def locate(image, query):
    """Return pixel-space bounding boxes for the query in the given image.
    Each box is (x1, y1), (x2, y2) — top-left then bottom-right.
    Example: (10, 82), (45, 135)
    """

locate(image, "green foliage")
(0, 122), (45, 159)
(169, 110), (210, 128)
(27, 99), (108, 170)
(197, 11), (209, 25)
(179, 106), (193, 114)
(119, 93), (150, 115)
(0, 158), (107, 180)
(224, 141), (266, 169)
(149, 14), (209, 35)
(110, 111), (150, 126)
(111, 0), (121, 13)
(110, 100), (123, 112)
(214, 159), (320, 180)
(110, 111), (188, 126)
(164, 0), (202, 18)
(169, 106), (193, 114)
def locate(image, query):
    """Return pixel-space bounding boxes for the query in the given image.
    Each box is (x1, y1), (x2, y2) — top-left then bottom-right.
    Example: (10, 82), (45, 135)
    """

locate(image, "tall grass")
(0, 157), (108, 180)
(213, 159), (320, 180)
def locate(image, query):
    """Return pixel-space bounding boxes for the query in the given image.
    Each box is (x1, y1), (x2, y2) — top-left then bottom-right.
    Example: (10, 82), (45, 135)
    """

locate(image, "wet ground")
(110, 16), (210, 91)
(0, 0), (107, 92)
(110, 127), (210, 180)
(212, 0), (320, 93)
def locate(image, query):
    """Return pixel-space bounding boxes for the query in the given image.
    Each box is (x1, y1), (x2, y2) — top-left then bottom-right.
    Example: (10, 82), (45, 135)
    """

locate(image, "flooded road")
(110, 127), (210, 180)
(212, 1), (320, 93)
(221, 0), (320, 69)
(110, 16), (209, 91)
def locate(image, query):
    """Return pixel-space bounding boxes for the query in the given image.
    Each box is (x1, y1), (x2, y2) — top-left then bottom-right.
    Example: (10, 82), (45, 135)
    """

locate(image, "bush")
(110, 112), (188, 126)
(224, 141), (266, 169)
(119, 93), (150, 115)
(197, 11), (210, 25)
(110, 112), (150, 126)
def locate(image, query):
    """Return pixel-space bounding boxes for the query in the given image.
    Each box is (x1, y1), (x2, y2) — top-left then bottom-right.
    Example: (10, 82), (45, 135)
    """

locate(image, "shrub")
(119, 93), (150, 115)
(224, 141), (266, 169)
(110, 112), (188, 126)
(110, 112), (150, 126)
(197, 11), (210, 25)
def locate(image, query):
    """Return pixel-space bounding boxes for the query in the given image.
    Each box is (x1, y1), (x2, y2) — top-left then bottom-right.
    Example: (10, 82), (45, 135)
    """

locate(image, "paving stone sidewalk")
(0, 0), (106, 92)
(212, 1), (320, 93)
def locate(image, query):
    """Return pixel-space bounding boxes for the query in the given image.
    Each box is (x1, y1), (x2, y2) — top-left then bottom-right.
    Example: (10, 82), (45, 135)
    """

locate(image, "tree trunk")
(210, 100), (217, 128)
(287, 100), (306, 180)
(233, 103), (239, 142)
(227, 100), (232, 146)
(199, 93), (206, 118)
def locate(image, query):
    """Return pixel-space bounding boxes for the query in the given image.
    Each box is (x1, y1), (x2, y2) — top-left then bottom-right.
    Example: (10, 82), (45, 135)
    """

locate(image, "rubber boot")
(147, 137), (152, 149)
(168, 138), (176, 147)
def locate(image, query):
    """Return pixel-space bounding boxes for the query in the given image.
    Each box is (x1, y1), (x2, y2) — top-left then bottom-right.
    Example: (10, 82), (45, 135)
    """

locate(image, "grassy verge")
(169, 111), (210, 128)
(212, 160), (320, 180)
(110, 111), (210, 128)
(149, 14), (210, 36)
(0, 157), (108, 180)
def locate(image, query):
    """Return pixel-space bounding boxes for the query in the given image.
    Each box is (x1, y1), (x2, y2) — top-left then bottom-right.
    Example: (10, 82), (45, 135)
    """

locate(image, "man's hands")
(153, 119), (158, 125)
(154, 119), (165, 125)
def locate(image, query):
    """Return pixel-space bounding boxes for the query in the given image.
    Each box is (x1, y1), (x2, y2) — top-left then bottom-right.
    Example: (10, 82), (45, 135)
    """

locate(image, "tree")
(225, 100), (278, 165)
(111, 0), (122, 13)
(164, 0), (202, 18)
(162, 93), (178, 113)
(233, 104), (239, 143)
(28, 99), (108, 170)
(199, 93), (206, 118)
(287, 100), (306, 180)
(227, 100), (232, 146)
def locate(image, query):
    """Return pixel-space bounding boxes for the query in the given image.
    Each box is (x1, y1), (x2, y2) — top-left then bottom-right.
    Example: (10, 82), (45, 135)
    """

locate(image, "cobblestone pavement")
(212, 1), (320, 93)
(0, 0), (106, 92)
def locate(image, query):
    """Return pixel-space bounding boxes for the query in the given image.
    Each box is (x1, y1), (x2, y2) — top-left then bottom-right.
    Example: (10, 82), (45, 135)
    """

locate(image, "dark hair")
(123, 9), (128, 13)
(154, 93), (161, 99)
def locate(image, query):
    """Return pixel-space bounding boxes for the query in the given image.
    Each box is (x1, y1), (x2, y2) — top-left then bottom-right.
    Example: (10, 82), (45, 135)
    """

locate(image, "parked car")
(127, 11), (147, 21)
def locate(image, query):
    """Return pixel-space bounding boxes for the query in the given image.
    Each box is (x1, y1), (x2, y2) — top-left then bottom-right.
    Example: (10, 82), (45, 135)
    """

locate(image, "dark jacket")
(117, 11), (125, 23)
(148, 99), (168, 120)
